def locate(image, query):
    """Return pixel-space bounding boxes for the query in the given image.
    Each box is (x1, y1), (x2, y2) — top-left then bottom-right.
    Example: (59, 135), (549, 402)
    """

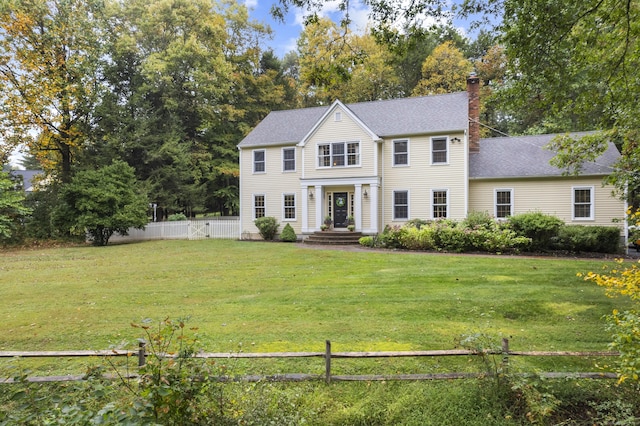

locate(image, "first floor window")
(283, 194), (296, 220)
(432, 190), (448, 219)
(573, 187), (594, 219)
(393, 190), (408, 220)
(253, 150), (265, 173)
(254, 194), (265, 219)
(495, 189), (513, 218)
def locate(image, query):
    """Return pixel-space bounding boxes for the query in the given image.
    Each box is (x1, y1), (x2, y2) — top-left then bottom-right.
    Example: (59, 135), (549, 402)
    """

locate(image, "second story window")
(393, 139), (408, 166)
(253, 150), (265, 173)
(282, 147), (295, 172)
(318, 142), (360, 168)
(431, 137), (448, 164)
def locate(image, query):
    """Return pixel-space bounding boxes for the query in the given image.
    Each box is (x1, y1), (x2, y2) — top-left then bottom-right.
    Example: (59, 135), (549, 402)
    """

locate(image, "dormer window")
(335, 112), (342, 121)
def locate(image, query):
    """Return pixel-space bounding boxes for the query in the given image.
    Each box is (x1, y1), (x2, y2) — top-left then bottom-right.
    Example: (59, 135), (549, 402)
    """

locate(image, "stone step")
(304, 231), (363, 245)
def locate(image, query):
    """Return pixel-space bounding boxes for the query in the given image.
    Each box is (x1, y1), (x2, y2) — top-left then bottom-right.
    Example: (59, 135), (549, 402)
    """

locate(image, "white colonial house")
(237, 75), (625, 239)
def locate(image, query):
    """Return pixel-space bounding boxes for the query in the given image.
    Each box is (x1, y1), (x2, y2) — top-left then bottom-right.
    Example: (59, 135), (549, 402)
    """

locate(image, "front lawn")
(0, 240), (628, 355)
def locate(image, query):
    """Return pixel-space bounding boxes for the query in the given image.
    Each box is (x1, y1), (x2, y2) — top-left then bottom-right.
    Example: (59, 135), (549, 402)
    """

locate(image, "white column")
(369, 183), (379, 233)
(302, 186), (309, 233)
(354, 184), (363, 231)
(315, 185), (323, 231)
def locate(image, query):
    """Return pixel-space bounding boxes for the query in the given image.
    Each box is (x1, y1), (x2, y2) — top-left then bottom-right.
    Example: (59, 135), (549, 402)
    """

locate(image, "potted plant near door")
(347, 215), (355, 231)
(322, 215), (333, 231)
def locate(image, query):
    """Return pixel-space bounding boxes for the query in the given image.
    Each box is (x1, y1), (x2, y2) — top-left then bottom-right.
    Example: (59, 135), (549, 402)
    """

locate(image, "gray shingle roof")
(237, 92), (469, 148)
(469, 132), (620, 178)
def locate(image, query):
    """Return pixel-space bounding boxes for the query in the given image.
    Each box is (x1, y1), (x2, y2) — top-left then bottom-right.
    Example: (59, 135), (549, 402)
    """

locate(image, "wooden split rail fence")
(0, 339), (619, 384)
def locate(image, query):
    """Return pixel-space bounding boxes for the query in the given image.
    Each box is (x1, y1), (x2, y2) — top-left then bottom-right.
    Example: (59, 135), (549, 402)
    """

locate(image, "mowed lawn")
(0, 240), (630, 357)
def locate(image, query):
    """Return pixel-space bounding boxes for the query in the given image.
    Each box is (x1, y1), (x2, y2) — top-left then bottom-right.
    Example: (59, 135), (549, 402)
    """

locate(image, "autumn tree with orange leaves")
(0, 0), (103, 182)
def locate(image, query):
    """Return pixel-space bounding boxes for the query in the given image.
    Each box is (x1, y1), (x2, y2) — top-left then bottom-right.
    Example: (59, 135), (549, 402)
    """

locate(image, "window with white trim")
(393, 190), (409, 220)
(495, 189), (513, 218)
(432, 190), (448, 219)
(317, 142), (360, 167)
(335, 112), (342, 121)
(253, 194), (265, 219)
(253, 150), (265, 173)
(282, 147), (295, 172)
(393, 139), (409, 166)
(283, 193), (296, 220)
(573, 186), (594, 220)
(431, 137), (448, 164)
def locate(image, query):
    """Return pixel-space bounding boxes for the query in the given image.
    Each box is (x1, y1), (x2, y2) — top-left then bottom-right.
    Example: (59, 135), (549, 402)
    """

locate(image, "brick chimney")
(467, 73), (480, 153)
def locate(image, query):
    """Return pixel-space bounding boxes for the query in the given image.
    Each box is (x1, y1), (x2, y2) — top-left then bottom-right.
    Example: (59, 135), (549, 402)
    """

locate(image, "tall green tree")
(0, 0), (104, 182)
(0, 171), (31, 242)
(55, 160), (148, 246)
(297, 18), (400, 105)
(412, 41), (473, 96)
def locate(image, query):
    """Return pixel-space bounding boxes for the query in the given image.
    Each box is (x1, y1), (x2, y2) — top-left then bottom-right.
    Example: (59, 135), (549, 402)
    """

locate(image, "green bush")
(167, 213), (188, 221)
(462, 210), (495, 230)
(432, 222), (467, 252)
(254, 216), (279, 240)
(379, 225), (405, 249)
(358, 236), (376, 247)
(507, 212), (563, 251)
(280, 223), (297, 242)
(399, 225), (435, 250)
(554, 225), (621, 253)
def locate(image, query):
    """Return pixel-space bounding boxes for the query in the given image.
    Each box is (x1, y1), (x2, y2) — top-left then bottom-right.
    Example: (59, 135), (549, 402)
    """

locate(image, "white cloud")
(244, 0), (258, 9)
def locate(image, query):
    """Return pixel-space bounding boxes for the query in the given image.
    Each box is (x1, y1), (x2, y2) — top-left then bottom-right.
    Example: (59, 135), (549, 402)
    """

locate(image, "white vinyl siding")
(469, 178), (624, 229)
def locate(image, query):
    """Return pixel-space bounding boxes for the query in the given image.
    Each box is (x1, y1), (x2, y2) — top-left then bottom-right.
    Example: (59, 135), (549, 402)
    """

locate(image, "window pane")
(433, 191), (447, 218)
(347, 142), (359, 165)
(284, 194), (295, 219)
(574, 204), (590, 218)
(254, 195), (265, 218)
(394, 140), (408, 165)
(432, 138), (447, 163)
(253, 151), (265, 172)
(496, 190), (511, 218)
(574, 188), (592, 218)
(283, 148), (295, 171)
(575, 189), (591, 203)
(394, 191), (408, 219)
(332, 142), (345, 166)
(318, 144), (330, 167)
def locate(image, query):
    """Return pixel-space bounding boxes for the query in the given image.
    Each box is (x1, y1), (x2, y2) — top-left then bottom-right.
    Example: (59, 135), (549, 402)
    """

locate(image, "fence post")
(501, 338), (509, 375)
(325, 340), (332, 384)
(138, 341), (146, 367)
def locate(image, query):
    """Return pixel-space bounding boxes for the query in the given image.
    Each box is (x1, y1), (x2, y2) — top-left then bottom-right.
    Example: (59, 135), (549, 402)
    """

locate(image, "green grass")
(1, 241), (639, 424)
(0, 240), (631, 364)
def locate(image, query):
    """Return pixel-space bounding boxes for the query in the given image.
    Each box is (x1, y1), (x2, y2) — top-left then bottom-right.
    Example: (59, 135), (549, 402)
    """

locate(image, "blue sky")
(244, 0), (484, 58)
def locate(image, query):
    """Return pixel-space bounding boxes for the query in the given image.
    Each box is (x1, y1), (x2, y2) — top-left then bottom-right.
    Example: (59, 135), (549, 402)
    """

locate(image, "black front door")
(333, 192), (348, 228)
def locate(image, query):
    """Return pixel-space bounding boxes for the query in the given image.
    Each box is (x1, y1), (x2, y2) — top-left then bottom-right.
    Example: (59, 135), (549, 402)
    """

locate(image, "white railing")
(109, 218), (240, 243)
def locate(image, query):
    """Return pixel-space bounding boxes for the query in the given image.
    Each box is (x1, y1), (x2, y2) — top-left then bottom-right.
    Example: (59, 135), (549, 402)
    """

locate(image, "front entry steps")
(304, 230), (363, 245)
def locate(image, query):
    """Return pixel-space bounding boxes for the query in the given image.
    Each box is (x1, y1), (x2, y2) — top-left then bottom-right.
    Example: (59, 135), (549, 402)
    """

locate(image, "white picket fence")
(109, 218), (240, 243)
